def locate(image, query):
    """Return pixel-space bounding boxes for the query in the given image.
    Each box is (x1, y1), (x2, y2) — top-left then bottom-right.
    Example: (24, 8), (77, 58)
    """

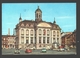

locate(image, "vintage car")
(58, 48), (67, 52)
(14, 49), (20, 54)
(25, 49), (32, 53)
(41, 48), (47, 53)
(30, 47), (36, 50)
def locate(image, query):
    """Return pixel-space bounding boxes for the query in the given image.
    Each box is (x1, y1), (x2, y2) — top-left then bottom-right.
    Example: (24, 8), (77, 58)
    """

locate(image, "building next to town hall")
(15, 6), (62, 49)
(2, 28), (16, 49)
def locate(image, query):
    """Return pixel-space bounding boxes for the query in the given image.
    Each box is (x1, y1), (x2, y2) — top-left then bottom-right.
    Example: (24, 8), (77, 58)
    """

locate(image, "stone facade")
(15, 6), (62, 49)
(61, 30), (76, 48)
(2, 35), (16, 49)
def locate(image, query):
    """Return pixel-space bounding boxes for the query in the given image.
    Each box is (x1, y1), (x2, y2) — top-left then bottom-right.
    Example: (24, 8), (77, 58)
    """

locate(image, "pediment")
(37, 22), (51, 27)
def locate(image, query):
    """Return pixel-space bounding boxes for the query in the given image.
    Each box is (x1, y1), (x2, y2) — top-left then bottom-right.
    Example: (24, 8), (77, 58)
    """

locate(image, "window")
(26, 37), (28, 44)
(4, 38), (5, 40)
(39, 29), (42, 35)
(57, 31), (59, 33)
(47, 30), (49, 36)
(36, 13), (38, 18)
(26, 29), (29, 36)
(26, 40), (28, 44)
(53, 38), (55, 40)
(53, 35), (55, 37)
(57, 35), (59, 37)
(57, 38), (59, 41)
(47, 37), (49, 43)
(30, 30), (33, 36)
(21, 29), (24, 34)
(30, 30), (33, 34)
(57, 31), (59, 35)
(53, 31), (55, 34)
(39, 15), (40, 18)
(43, 37), (45, 43)
(21, 37), (24, 44)
(31, 37), (33, 44)
(39, 37), (41, 43)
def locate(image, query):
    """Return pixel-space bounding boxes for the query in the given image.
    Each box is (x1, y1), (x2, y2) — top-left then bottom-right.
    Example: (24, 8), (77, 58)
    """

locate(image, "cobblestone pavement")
(2, 48), (77, 55)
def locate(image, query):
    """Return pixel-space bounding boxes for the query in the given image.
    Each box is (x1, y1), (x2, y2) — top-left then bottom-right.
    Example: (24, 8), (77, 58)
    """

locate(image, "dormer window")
(30, 24), (33, 27)
(26, 24), (29, 27)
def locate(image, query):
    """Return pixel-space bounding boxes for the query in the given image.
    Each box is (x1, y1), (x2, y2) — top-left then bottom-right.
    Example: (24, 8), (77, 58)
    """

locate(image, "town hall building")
(15, 6), (62, 49)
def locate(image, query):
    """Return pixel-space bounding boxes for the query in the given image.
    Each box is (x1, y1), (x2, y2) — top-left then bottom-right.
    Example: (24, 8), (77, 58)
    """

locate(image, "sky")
(2, 3), (76, 35)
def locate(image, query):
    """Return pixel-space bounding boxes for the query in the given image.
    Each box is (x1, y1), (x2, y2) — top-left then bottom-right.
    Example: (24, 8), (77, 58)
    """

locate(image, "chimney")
(8, 28), (10, 35)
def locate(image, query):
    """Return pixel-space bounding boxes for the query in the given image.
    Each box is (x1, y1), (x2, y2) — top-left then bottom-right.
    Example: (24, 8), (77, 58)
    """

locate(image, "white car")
(30, 47), (36, 50)
(14, 49), (20, 54)
(41, 48), (47, 53)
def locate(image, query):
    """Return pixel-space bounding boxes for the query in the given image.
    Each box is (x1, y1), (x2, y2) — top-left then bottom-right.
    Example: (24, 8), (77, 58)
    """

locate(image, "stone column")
(59, 31), (61, 46)
(29, 29), (30, 44)
(19, 29), (21, 49)
(46, 29), (47, 44)
(41, 29), (43, 48)
(55, 31), (57, 49)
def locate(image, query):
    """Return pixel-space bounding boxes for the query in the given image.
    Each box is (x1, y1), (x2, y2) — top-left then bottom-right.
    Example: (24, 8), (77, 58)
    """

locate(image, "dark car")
(25, 49), (32, 53)
(14, 49), (20, 54)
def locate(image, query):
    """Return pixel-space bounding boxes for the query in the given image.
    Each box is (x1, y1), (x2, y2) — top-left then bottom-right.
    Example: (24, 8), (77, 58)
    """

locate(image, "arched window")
(21, 37), (24, 44)
(36, 13), (38, 18)
(26, 29), (29, 34)
(57, 31), (59, 37)
(57, 31), (59, 34)
(47, 30), (49, 36)
(39, 15), (40, 18)
(21, 29), (24, 34)
(53, 38), (55, 42)
(53, 31), (55, 36)
(47, 37), (49, 43)
(39, 37), (41, 43)
(31, 30), (33, 34)
(26, 37), (28, 44)
(43, 37), (45, 43)
(53, 31), (55, 33)
(31, 37), (33, 44)
(39, 29), (42, 35)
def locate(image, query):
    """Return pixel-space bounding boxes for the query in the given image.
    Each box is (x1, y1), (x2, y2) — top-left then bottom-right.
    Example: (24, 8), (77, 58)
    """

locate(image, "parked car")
(30, 47), (36, 50)
(25, 49), (32, 53)
(14, 49), (20, 54)
(41, 48), (47, 53)
(58, 48), (67, 52)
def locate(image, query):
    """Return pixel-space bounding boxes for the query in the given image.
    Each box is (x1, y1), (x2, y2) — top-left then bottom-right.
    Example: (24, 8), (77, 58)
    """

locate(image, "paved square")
(2, 48), (77, 55)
